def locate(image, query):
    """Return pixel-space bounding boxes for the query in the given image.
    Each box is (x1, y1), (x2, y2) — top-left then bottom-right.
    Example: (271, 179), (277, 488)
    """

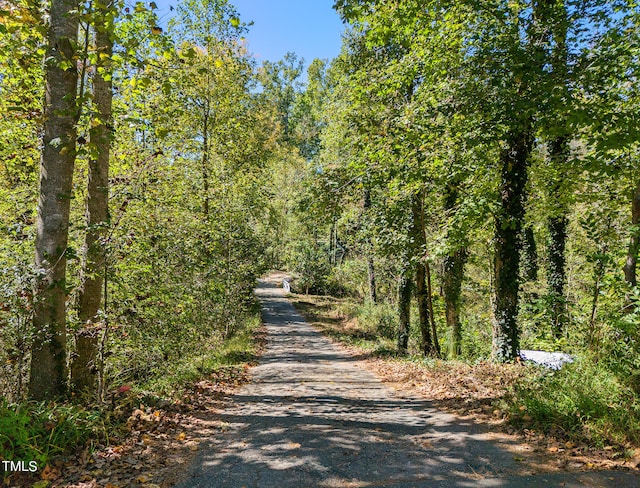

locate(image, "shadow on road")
(175, 277), (639, 488)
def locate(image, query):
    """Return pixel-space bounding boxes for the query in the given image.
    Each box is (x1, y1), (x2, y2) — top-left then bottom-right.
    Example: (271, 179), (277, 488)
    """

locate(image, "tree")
(29, 0), (81, 400)
(71, 0), (117, 393)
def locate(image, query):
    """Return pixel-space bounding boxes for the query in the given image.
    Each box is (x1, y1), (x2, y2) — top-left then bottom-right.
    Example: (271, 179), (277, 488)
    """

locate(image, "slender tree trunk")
(411, 191), (436, 355)
(443, 248), (467, 358)
(329, 221), (335, 266)
(202, 100), (210, 219)
(367, 257), (377, 303)
(415, 262), (433, 355)
(492, 129), (532, 362)
(546, 136), (569, 338)
(442, 183), (467, 358)
(363, 186), (377, 303)
(623, 180), (640, 288)
(71, 16), (113, 393)
(29, 0), (80, 400)
(425, 261), (441, 357)
(521, 226), (538, 282)
(547, 213), (568, 337)
(397, 264), (412, 353)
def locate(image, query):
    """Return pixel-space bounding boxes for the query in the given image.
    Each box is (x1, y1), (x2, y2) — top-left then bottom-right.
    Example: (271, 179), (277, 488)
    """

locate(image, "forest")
(1, 0), (640, 482)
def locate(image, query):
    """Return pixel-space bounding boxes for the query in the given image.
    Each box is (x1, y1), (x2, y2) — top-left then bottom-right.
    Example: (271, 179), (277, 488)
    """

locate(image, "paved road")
(176, 278), (639, 487)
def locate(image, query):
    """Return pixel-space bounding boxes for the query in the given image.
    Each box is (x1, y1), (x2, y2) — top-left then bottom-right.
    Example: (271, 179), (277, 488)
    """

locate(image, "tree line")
(272, 0), (640, 380)
(0, 0), (290, 402)
(1, 0), (639, 404)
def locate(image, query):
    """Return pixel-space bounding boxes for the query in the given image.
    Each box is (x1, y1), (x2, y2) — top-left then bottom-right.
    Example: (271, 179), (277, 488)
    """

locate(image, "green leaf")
(230, 16), (240, 28)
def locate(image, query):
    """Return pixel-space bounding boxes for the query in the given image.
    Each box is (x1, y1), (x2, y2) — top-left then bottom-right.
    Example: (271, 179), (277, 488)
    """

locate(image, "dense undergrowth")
(0, 306), (263, 479)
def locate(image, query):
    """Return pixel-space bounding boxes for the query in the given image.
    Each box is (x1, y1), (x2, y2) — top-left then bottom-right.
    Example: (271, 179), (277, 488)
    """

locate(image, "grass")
(0, 401), (101, 468)
(141, 308), (264, 397)
(290, 294), (398, 355)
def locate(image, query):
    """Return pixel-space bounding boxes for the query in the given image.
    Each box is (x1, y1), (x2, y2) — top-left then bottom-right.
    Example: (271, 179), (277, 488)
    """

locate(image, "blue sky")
(154, 0), (345, 65)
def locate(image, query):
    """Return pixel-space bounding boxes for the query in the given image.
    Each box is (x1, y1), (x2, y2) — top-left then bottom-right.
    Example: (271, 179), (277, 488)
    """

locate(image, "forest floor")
(32, 273), (640, 488)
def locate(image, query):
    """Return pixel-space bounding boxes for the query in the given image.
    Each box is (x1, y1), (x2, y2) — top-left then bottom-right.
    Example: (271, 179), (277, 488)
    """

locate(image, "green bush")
(357, 301), (397, 340)
(288, 240), (330, 294)
(0, 401), (99, 468)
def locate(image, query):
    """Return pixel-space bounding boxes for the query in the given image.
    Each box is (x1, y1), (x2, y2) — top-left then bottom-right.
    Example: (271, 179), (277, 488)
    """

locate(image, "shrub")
(505, 357), (640, 446)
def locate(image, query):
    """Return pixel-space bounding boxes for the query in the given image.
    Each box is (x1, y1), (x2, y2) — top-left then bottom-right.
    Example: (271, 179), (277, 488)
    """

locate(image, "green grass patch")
(0, 305), (264, 478)
(290, 294), (398, 355)
(0, 400), (102, 469)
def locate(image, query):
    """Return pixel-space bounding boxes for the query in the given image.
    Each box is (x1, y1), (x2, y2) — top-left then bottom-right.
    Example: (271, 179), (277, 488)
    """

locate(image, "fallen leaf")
(41, 465), (61, 480)
(288, 442), (301, 449)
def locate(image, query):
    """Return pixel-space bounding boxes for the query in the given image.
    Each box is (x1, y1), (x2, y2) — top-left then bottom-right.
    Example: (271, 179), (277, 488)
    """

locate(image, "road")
(175, 276), (639, 488)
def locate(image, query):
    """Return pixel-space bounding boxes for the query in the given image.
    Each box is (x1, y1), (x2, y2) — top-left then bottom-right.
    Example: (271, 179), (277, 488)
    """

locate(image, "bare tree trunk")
(492, 129), (532, 362)
(397, 265), (412, 353)
(29, 0), (80, 400)
(71, 13), (113, 393)
(363, 187), (377, 302)
(623, 180), (640, 288)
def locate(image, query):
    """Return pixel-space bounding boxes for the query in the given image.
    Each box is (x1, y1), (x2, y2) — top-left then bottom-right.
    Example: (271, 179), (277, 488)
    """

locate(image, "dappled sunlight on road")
(175, 277), (640, 488)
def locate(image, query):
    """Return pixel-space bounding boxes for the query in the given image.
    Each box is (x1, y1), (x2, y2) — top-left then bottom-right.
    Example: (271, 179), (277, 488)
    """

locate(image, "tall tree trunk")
(425, 261), (441, 357)
(397, 264), (412, 353)
(443, 249), (467, 358)
(202, 99), (210, 219)
(442, 182), (467, 358)
(541, 0), (571, 336)
(29, 0), (80, 400)
(363, 186), (377, 303)
(547, 213), (568, 337)
(492, 129), (532, 362)
(415, 262), (433, 355)
(623, 180), (640, 288)
(411, 191), (436, 355)
(71, 13), (114, 393)
(521, 226), (538, 282)
(546, 136), (569, 339)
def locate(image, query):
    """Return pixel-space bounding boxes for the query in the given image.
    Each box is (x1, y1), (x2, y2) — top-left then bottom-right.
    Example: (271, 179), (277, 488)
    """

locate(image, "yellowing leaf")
(230, 16), (240, 28)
